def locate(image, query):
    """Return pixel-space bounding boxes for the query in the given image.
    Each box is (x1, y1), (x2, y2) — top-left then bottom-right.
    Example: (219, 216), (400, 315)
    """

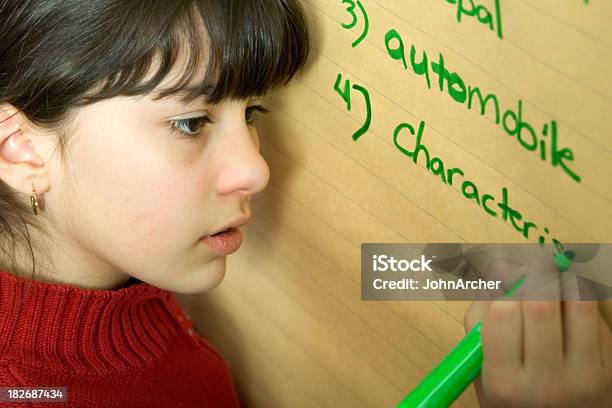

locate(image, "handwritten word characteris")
(392, 119), (564, 251)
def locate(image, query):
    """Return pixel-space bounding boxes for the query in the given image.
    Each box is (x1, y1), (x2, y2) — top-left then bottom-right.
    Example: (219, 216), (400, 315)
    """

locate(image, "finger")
(464, 298), (491, 333)
(472, 375), (489, 408)
(600, 300), (612, 331)
(481, 257), (525, 296)
(523, 300), (565, 375)
(482, 300), (523, 373)
(563, 301), (601, 368)
(520, 253), (562, 301)
(600, 313), (612, 368)
(560, 270), (581, 301)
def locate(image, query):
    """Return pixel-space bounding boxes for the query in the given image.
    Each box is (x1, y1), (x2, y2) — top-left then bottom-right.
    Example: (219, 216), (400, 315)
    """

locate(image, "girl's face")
(32, 89), (270, 292)
(0, 0), (310, 293)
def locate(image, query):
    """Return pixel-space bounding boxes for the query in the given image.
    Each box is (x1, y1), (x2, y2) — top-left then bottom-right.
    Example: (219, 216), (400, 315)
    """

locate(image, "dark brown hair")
(0, 0), (310, 278)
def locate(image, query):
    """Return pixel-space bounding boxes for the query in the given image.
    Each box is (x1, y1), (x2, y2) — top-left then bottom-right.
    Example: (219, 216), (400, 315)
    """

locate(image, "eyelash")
(167, 105), (271, 141)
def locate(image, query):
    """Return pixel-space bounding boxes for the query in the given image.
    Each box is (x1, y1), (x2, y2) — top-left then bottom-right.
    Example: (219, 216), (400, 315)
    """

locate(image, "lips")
(200, 227), (243, 255)
(206, 215), (251, 237)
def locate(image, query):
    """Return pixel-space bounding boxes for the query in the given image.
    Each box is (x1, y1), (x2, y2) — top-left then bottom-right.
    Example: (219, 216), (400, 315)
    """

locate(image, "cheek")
(122, 179), (192, 252)
(69, 135), (202, 258)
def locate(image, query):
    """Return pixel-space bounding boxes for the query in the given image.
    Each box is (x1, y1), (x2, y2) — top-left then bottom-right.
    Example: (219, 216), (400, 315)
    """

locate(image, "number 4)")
(334, 73), (372, 141)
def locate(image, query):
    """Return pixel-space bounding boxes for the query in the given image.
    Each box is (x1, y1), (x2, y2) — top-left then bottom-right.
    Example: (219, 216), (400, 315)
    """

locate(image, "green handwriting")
(446, 0), (504, 40)
(332, 75), (565, 250)
(383, 28), (581, 183)
(334, 73), (372, 141)
(340, 0), (370, 48)
(392, 119), (564, 252)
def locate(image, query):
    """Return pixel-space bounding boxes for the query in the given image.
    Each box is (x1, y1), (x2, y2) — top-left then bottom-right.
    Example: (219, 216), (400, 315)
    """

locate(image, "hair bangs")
(81, 0), (310, 107)
(152, 0), (311, 105)
(78, 1), (206, 105)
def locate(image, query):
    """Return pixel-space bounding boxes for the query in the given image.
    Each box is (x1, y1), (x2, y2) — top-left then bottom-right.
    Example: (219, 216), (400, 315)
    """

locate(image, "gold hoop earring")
(30, 182), (39, 215)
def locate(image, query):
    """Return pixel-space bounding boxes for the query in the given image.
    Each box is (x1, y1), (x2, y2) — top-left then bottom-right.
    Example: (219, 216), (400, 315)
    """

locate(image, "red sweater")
(0, 270), (241, 407)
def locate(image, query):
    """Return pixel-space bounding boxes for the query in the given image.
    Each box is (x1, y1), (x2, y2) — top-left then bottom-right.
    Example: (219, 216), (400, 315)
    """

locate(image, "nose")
(215, 124), (270, 197)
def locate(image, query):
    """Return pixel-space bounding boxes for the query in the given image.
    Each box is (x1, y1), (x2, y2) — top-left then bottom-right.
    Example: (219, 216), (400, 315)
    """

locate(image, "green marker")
(397, 251), (574, 408)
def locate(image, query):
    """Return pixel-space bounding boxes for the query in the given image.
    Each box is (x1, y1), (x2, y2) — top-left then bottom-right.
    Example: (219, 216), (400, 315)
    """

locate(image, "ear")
(0, 104), (50, 206)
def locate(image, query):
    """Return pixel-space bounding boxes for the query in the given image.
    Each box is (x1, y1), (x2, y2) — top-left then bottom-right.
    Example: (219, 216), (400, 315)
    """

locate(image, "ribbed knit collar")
(0, 270), (185, 375)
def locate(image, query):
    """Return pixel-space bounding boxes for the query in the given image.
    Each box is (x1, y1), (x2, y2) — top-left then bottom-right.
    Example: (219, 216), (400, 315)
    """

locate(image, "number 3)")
(341, 0), (358, 30)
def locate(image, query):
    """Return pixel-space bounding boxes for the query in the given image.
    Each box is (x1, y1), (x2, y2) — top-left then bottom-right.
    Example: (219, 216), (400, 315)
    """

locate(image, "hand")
(464, 256), (612, 407)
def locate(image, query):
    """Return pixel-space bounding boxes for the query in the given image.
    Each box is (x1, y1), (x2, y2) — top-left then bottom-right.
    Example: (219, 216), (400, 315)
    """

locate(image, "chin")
(175, 258), (227, 295)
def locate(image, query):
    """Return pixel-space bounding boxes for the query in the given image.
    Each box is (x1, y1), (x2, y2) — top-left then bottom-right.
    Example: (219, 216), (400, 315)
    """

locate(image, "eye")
(246, 105), (271, 127)
(168, 115), (212, 141)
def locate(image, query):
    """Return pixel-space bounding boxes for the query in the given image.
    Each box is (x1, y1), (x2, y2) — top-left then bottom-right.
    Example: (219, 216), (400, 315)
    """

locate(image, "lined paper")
(178, 1), (611, 407)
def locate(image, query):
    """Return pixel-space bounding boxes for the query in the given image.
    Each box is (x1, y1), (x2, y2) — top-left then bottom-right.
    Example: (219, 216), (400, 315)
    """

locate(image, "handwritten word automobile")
(383, 29), (580, 184)
(335, 1), (565, 251)
(445, 0), (503, 40)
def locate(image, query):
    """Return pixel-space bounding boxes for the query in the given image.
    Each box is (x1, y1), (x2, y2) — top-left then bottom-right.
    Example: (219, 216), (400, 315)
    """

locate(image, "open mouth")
(210, 227), (232, 237)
